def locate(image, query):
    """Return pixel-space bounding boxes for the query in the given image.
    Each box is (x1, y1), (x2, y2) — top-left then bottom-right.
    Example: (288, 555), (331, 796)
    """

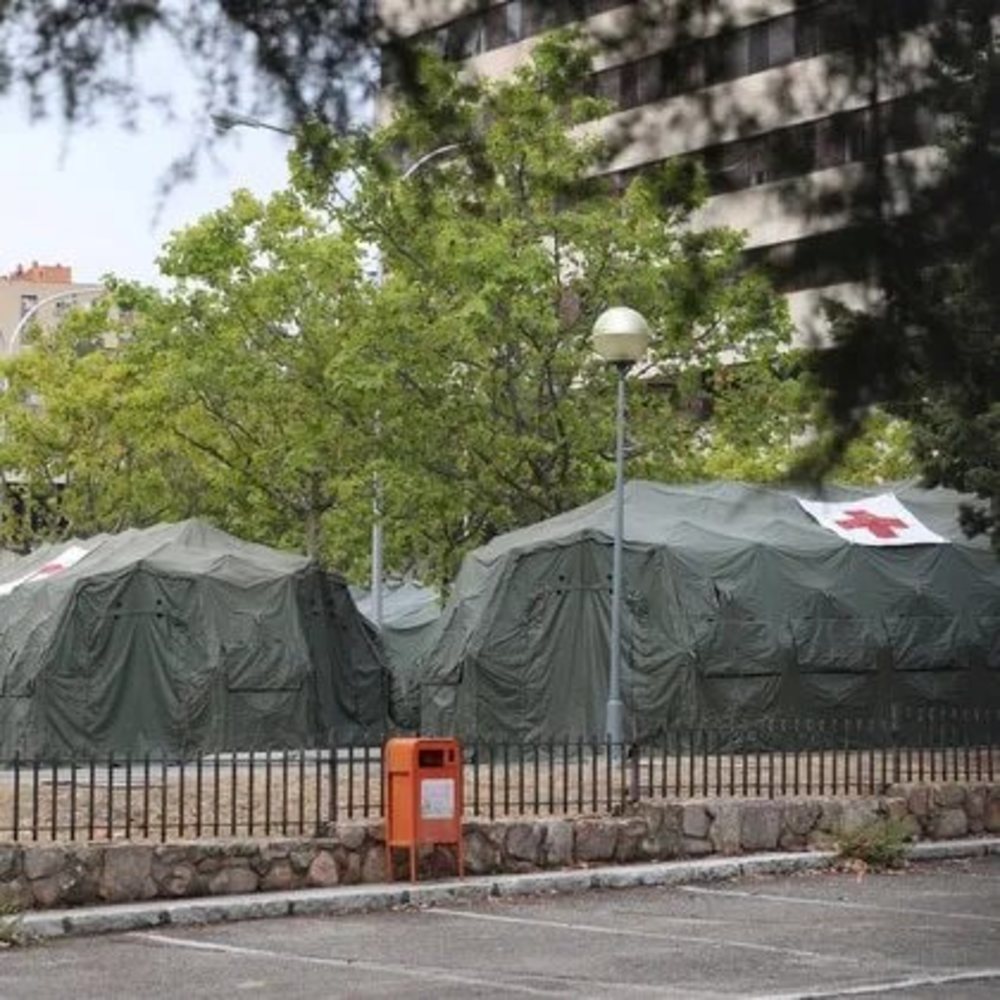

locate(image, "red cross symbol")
(835, 508), (909, 539)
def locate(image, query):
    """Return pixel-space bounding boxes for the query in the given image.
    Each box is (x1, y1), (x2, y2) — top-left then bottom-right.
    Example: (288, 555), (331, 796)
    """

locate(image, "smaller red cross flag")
(797, 494), (946, 546)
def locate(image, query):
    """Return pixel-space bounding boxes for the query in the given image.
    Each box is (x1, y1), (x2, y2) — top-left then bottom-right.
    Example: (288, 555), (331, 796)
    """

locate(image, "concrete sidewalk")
(18, 837), (1000, 941)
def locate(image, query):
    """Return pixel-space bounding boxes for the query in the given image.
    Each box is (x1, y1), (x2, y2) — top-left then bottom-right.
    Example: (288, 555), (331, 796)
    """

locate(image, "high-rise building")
(0, 262), (103, 355)
(376, 1), (946, 343)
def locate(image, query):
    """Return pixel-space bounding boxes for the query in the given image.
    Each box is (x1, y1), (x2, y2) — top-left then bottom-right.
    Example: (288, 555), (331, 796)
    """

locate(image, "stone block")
(817, 800), (843, 834)
(336, 823), (369, 852)
(574, 819), (618, 863)
(783, 801), (822, 837)
(934, 784), (966, 810)
(642, 805), (683, 859)
(0, 846), (22, 880)
(505, 822), (544, 864)
(807, 830), (839, 850)
(882, 797), (910, 822)
(542, 820), (574, 868)
(931, 808), (968, 840)
(965, 787), (985, 820)
(985, 794), (1000, 833)
(207, 867), (259, 895)
(907, 786), (932, 818)
(708, 803), (742, 855)
(260, 861), (296, 892)
(23, 846), (66, 882)
(338, 848), (362, 885)
(616, 818), (650, 863)
(31, 874), (67, 909)
(682, 836), (713, 857)
(740, 802), (781, 851)
(289, 846), (316, 874)
(100, 845), (156, 903)
(307, 850), (340, 888)
(839, 800), (880, 835)
(463, 828), (500, 875)
(361, 845), (387, 884)
(159, 862), (197, 897)
(682, 804), (710, 840)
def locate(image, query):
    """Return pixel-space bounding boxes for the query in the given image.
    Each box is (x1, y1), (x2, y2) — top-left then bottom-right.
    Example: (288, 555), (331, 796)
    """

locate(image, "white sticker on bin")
(420, 778), (455, 819)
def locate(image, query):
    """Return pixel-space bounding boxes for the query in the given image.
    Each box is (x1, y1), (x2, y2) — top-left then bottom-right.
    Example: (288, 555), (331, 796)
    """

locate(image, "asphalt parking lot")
(2, 856), (998, 999)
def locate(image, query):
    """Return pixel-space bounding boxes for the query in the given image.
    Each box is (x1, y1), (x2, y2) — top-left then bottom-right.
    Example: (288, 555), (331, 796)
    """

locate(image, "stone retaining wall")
(2, 783), (998, 911)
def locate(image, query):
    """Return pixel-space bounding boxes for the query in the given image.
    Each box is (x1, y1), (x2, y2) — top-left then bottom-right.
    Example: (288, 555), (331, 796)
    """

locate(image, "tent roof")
(0, 519), (313, 601)
(471, 480), (990, 565)
(352, 580), (441, 632)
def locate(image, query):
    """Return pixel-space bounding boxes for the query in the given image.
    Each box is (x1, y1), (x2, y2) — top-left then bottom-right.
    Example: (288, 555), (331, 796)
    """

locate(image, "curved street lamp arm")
(7, 287), (104, 353)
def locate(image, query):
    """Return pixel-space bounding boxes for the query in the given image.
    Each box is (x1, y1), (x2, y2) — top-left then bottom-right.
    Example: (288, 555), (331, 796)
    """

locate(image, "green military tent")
(414, 481), (1000, 742)
(353, 580), (442, 729)
(0, 520), (389, 757)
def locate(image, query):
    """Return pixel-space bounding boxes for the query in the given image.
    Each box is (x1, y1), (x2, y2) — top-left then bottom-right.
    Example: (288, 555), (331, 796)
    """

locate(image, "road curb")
(17, 837), (1000, 941)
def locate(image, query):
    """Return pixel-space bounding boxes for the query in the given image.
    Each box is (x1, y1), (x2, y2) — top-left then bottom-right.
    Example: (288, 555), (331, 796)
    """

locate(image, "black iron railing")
(1, 708), (997, 843)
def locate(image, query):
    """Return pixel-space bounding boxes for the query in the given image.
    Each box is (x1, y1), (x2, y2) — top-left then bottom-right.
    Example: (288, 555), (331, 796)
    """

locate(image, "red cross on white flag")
(0, 544), (92, 597)
(797, 494), (946, 546)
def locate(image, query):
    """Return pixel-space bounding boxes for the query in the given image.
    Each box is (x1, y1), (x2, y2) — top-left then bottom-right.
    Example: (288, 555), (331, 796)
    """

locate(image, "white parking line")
(428, 906), (845, 963)
(750, 966), (1000, 999)
(131, 932), (562, 996)
(680, 885), (1000, 924)
(131, 930), (690, 997)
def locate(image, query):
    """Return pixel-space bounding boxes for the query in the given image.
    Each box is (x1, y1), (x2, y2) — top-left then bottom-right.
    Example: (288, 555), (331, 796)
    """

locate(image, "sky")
(0, 35), (300, 288)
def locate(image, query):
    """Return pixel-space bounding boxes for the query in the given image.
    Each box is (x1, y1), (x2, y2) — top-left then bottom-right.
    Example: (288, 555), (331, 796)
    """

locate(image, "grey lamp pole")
(591, 307), (651, 747)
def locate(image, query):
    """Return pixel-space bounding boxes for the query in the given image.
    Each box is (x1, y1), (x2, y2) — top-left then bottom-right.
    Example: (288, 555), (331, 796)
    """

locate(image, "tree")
(304, 36), (815, 582)
(2, 35), (915, 582)
(808, 1), (1000, 552)
(0, 284), (202, 549)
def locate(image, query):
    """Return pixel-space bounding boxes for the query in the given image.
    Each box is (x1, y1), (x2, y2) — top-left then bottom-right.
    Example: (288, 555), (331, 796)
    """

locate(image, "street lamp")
(591, 306), (651, 747)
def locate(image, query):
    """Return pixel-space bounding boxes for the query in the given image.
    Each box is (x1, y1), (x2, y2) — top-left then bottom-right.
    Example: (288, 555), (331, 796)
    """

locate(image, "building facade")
(376, 0), (947, 343)
(0, 262), (103, 356)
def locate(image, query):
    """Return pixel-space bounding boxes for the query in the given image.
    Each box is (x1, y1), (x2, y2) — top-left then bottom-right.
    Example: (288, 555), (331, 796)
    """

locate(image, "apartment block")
(377, 0), (948, 343)
(0, 262), (103, 355)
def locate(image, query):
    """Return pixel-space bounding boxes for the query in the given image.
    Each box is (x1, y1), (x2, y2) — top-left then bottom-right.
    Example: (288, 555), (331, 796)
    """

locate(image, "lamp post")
(591, 306), (651, 747)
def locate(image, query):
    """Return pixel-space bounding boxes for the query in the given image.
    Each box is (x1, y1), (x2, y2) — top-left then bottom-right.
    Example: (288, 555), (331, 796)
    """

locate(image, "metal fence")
(1, 708), (997, 843)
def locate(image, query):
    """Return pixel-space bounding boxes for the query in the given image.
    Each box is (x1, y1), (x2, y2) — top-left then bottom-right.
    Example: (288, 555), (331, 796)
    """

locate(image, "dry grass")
(1, 744), (996, 844)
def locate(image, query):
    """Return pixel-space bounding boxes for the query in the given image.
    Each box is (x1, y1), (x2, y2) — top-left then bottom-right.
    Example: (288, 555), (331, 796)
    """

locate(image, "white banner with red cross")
(0, 544), (92, 597)
(796, 494), (947, 546)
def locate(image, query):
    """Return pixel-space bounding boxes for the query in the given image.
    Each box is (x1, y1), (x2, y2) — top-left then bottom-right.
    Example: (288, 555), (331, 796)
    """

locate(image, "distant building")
(0, 262), (103, 355)
(376, 0), (946, 344)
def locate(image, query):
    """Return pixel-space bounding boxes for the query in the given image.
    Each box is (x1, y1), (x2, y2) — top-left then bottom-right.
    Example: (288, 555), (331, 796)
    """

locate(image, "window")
(635, 54), (662, 105)
(768, 14), (796, 66)
(748, 22), (770, 74)
(619, 60), (638, 108)
(19, 294), (37, 317)
(487, 1), (523, 49)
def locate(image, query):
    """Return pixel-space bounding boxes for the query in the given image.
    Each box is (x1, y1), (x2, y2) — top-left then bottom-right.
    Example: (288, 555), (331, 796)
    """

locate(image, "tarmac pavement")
(2, 839), (999, 999)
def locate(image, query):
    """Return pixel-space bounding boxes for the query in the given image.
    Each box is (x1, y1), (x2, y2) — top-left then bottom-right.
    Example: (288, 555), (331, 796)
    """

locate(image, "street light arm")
(8, 287), (104, 354)
(400, 142), (465, 181)
(211, 110), (296, 137)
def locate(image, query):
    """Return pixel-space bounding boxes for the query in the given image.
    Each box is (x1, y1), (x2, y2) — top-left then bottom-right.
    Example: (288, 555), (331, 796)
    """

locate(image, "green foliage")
(813, 2), (1000, 552)
(836, 817), (911, 871)
(0, 889), (25, 948)
(0, 35), (907, 582)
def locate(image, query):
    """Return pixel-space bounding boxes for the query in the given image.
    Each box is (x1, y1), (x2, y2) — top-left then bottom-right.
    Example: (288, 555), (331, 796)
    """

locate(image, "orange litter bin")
(383, 737), (464, 882)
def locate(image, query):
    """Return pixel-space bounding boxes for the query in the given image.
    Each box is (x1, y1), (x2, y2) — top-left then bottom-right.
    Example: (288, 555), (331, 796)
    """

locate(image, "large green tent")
(352, 580), (442, 728)
(0, 521), (389, 757)
(414, 481), (1000, 742)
